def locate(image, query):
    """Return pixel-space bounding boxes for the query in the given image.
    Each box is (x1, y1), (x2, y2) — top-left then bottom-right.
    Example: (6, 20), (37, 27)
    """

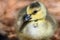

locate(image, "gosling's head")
(23, 2), (47, 22)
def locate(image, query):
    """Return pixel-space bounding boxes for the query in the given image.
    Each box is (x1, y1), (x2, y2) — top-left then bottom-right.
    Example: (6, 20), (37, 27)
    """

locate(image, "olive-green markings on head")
(30, 2), (40, 8)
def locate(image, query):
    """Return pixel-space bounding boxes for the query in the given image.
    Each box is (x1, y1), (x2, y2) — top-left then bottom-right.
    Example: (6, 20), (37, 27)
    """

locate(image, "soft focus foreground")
(0, 0), (60, 40)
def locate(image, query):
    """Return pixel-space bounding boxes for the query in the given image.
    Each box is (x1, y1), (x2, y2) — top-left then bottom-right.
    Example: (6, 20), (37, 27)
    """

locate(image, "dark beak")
(20, 14), (31, 32)
(23, 14), (31, 22)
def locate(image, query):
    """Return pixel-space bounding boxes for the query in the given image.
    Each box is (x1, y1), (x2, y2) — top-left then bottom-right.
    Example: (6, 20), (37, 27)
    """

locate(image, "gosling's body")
(23, 20), (54, 39)
(16, 1), (57, 40)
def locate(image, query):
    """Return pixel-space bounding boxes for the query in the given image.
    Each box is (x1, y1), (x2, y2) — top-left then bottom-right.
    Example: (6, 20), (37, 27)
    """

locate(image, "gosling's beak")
(19, 14), (31, 32)
(23, 14), (31, 22)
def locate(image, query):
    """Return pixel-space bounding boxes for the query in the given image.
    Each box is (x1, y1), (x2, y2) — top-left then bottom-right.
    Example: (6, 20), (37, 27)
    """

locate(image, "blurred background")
(0, 0), (60, 40)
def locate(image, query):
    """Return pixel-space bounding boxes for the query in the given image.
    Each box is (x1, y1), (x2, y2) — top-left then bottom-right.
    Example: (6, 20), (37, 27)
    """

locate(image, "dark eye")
(32, 10), (37, 15)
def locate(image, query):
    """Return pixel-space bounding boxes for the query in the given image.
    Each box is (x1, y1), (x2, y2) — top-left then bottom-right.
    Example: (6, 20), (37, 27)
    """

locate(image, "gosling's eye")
(32, 10), (37, 15)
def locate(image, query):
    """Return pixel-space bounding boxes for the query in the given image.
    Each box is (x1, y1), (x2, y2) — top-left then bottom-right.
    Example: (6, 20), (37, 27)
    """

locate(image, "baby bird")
(16, 1), (57, 40)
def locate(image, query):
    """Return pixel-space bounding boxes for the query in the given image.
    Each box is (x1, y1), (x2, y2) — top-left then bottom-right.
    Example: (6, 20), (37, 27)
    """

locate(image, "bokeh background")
(0, 0), (60, 40)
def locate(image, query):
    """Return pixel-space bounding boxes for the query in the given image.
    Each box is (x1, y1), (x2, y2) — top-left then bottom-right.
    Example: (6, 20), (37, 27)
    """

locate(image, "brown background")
(0, 0), (60, 40)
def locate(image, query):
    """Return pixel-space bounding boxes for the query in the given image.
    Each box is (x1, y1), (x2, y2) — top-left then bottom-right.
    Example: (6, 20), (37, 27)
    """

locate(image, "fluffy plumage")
(16, 1), (57, 40)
